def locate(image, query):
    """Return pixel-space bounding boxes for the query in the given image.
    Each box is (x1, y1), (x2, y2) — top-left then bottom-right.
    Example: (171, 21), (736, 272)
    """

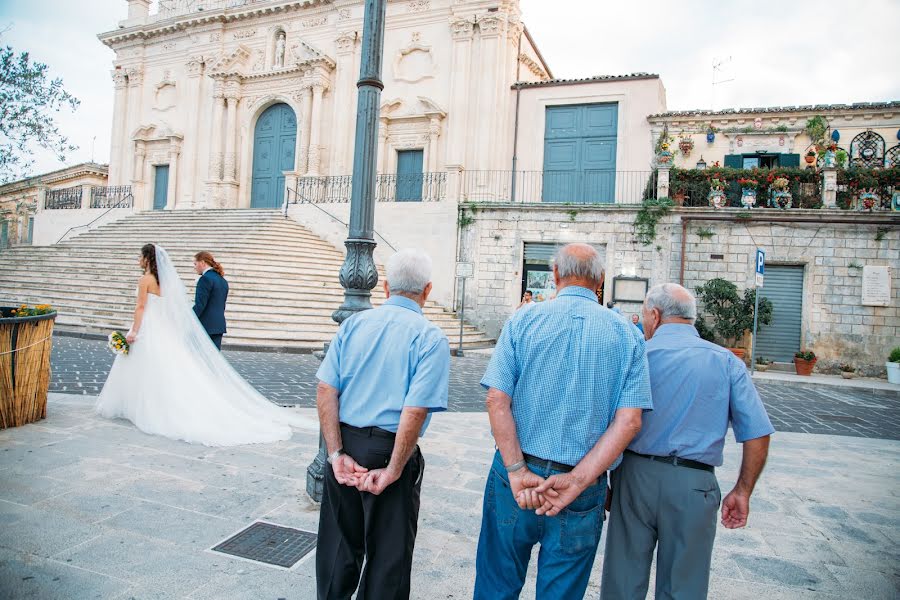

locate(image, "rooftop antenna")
(711, 56), (734, 111)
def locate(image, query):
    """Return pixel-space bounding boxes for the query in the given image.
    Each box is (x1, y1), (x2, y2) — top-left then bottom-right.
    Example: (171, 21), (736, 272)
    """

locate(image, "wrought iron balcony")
(90, 186), (134, 209)
(292, 172), (447, 204)
(44, 187), (82, 210)
(459, 170), (658, 204)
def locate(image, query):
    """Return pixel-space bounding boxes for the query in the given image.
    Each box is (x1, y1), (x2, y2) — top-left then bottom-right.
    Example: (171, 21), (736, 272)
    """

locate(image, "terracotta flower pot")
(840, 371), (856, 379)
(805, 154), (816, 165)
(794, 357), (817, 376)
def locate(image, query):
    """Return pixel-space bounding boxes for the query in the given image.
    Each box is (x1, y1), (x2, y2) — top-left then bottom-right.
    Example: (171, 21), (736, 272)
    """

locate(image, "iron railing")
(292, 172), (447, 204)
(44, 186), (82, 210)
(460, 170), (657, 204)
(90, 186), (134, 209)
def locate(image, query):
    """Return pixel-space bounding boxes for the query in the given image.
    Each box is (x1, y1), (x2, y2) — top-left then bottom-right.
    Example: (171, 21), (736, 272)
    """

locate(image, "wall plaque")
(861, 265), (891, 307)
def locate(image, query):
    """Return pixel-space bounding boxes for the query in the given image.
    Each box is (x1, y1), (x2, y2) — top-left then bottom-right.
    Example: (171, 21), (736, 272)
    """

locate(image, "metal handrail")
(283, 187), (398, 252)
(55, 192), (134, 244)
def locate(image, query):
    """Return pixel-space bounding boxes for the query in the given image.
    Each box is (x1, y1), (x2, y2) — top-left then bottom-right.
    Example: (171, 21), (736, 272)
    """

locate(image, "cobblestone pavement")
(50, 336), (899, 440)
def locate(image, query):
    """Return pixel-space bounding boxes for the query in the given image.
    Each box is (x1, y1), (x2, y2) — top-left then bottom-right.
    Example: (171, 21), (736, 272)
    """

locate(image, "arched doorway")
(251, 103), (297, 208)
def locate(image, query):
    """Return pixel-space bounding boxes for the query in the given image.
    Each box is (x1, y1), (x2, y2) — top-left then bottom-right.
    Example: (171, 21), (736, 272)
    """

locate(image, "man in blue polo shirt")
(600, 283), (774, 600)
(315, 248), (450, 600)
(474, 243), (652, 600)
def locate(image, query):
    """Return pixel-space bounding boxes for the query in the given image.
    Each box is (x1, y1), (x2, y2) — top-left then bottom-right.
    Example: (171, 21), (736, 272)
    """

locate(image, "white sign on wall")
(861, 265), (891, 307)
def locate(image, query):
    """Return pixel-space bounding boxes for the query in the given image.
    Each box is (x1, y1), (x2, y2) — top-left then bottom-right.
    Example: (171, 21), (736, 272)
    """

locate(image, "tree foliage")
(0, 44), (80, 183)
(695, 278), (773, 347)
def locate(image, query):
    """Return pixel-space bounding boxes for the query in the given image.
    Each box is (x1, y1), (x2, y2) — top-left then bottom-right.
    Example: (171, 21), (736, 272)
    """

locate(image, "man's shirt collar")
(385, 295), (423, 314)
(556, 286), (598, 302)
(653, 323), (700, 338)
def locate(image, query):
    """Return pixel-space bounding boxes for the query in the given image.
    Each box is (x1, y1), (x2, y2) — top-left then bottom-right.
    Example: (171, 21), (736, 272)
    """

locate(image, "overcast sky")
(2, 0), (898, 178)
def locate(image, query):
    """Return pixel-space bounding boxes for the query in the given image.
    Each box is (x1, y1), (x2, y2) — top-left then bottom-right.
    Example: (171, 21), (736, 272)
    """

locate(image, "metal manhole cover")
(816, 414), (865, 424)
(212, 522), (317, 568)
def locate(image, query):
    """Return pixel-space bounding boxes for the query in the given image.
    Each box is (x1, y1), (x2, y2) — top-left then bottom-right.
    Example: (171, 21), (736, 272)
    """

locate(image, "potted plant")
(738, 178), (759, 209)
(887, 347), (900, 384)
(805, 149), (817, 165)
(671, 180), (687, 206)
(755, 356), (771, 372)
(695, 278), (773, 360)
(706, 124), (716, 144)
(794, 350), (817, 376)
(835, 148), (848, 168)
(0, 304), (57, 429)
(678, 135), (694, 157)
(655, 128), (675, 166)
(708, 177), (727, 209)
(839, 363), (856, 379)
(768, 176), (793, 209)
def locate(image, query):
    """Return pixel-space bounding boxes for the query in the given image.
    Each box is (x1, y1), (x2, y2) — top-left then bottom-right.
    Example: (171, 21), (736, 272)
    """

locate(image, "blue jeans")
(474, 451), (607, 600)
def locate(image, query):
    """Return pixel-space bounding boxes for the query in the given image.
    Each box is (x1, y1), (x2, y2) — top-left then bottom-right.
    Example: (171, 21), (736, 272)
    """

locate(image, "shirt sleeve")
(728, 355), (775, 442)
(480, 316), (519, 396)
(315, 324), (344, 390)
(403, 333), (450, 412)
(615, 335), (653, 411)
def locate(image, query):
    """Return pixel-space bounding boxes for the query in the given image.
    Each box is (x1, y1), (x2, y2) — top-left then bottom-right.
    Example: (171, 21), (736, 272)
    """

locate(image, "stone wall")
(461, 204), (899, 374)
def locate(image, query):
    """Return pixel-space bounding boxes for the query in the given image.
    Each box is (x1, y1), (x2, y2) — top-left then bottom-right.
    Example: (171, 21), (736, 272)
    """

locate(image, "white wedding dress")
(96, 246), (317, 446)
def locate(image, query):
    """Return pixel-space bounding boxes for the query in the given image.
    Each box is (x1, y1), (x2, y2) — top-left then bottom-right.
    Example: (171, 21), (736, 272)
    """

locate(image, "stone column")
(446, 17), (475, 170)
(183, 57), (204, 207)
(473, 14), (505, 171)
(124, 67), (144, 183)
(822, 166), (837, 208)
(223, 81), (240, 182)
(378, 116), (389, 174)
(306, 83), (327, 176)
(132, 141), (146, 209)
(297, 85), (313, 175)
(166, 143), (180, 210)
(657, 165), (670, 199)
(333, 32), (357, 174)
(109, 69), (129, 185)
(127, 0), (150, 20)
(80, 184), (92, 211)
(427, 117), (440, 173)
(208, 83), (225, 181)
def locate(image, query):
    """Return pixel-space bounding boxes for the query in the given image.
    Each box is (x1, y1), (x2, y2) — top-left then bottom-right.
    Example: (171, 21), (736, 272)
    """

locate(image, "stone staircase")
(0, 210), (494, 352)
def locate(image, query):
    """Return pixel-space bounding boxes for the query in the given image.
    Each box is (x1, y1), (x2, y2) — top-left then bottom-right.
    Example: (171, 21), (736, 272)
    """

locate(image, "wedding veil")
(153, 245), (316, 430)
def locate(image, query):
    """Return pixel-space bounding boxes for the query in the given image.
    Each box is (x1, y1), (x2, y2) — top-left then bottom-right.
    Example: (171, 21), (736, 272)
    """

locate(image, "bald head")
(553, 243), (605, 289)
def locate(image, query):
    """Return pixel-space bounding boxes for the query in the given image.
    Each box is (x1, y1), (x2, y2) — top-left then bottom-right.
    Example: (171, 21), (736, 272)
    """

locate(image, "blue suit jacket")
(193, 270), (228, 335)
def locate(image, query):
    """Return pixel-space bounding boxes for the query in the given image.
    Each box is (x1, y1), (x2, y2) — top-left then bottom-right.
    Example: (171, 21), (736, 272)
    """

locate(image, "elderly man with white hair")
(600, 283), (774, 600)
(315, 248), (450, 600)
(474, 243), (652, 600)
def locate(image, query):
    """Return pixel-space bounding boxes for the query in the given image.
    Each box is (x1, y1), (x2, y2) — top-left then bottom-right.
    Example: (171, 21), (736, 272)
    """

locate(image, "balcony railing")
(90, 186), (134, 209)
(292, 172), (447, 204)
(44, 187), (82, 210)
(460, 170), (657, 204)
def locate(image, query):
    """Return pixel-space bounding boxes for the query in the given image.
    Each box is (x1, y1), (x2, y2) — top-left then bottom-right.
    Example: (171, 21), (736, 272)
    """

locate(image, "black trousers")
(316, 424), (424, 600)
(208, 333), (223, 350)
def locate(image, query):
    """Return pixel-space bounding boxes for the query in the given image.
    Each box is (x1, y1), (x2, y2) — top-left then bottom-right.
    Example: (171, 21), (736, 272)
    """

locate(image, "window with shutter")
(723, 154), (742, 168)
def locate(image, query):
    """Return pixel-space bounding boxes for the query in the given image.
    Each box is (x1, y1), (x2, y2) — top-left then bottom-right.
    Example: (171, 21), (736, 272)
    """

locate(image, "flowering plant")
(107, 331), (130, 355)
(3, 304), (54, 318)
(771, 177), (790, 191)
(738, 178), (759, 189)
(709, 177), (727, 191)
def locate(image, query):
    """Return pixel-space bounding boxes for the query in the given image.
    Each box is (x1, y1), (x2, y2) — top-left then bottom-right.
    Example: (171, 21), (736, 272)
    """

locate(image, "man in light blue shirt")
(315, 248), (449, 600)
(601, 283), (774, 600)
(474, 243), (652, 600)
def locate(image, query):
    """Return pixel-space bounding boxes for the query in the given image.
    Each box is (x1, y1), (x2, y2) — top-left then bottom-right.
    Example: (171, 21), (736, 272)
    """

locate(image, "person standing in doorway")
(517, 290), (534, 310)
(192, 251), (228, 350)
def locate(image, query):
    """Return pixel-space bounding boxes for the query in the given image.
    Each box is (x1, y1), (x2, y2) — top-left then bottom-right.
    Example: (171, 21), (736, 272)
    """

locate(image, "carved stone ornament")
(302, 16), (328, 28)
(209, 32), (222, 42)
(336, 32), (356, 54)
(126, 67), (144, 86)
(186, 56), (204, 77)
(408, 0), (430, 12)
(233, 29), (257, 40)
(478, 14), (505, 36)
(392, 33), (437, 83)
(112, 69), (128, 89)
(338, 8), (351, 20)
(449, 17), (474, 40)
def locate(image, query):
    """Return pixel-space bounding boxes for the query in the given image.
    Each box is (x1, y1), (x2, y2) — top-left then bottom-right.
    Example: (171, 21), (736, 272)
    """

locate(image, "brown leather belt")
(626, 450), (714, 472)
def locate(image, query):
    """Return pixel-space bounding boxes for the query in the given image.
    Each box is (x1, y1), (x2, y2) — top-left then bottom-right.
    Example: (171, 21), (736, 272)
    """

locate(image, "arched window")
(885, 144), (900, 168)
(849, 130), (885, 168)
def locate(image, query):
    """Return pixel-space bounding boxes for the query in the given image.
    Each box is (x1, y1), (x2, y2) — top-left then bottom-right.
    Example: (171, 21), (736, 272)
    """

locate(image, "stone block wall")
(462, 204), (899, 375)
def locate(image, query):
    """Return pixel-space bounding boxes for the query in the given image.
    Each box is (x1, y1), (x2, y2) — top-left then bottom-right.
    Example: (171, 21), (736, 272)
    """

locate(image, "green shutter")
(780, 153), (800, 167)
(723, 154), (742, 168)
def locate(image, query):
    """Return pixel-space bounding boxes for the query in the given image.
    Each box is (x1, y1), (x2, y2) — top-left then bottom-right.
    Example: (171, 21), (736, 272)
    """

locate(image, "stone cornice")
(648, 101), (900, 122)
(0, 163), (109, 194)
(98, 0), (328, 48)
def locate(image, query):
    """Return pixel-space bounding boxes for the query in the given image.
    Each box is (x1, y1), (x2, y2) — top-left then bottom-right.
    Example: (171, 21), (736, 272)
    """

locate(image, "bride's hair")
(141, 243), (159, 284)
(194, 251), (225, 277)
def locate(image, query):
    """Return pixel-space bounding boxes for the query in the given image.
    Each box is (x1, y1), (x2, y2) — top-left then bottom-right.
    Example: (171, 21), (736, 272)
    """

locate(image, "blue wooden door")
(542, 103), (618, 203)
(27, 217), (34, 244)
(153, 165), (169, 210)
(251, 103), (297, 208)
(754, 265), (804, 362)
(396, 149), (424, 202)
(0, 221), (8, 249)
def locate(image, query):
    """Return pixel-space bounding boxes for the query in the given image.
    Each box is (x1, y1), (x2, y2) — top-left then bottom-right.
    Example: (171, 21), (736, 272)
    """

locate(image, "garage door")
(754, 265), (804, 363)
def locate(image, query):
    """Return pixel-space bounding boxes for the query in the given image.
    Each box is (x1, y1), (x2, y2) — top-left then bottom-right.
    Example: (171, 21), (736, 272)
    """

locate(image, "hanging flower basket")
(0, 305), (57, 429)
(804, 152), (817, 165)
(678, 138), (694, 157)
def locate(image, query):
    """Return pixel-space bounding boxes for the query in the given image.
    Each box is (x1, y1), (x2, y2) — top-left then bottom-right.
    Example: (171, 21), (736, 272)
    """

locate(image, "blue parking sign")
(755, 249), (765, 287)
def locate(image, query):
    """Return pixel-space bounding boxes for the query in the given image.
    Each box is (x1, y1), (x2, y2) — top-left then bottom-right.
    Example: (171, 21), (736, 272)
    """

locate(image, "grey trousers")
(600, 452), (721, 600)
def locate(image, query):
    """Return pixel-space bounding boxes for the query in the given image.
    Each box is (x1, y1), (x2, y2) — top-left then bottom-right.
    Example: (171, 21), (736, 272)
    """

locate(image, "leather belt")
(340, 423), (396, 440)
(626, 450), (714, 472)
(523, 453), (574, 474)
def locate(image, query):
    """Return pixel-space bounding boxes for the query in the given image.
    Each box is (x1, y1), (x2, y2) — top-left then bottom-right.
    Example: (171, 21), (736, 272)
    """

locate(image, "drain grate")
(816, 414), (865, 425)
(212, 522), (317, 568)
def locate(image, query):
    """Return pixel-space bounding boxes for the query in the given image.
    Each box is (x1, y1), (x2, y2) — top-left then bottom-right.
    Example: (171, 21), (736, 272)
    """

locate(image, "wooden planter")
(0, 309), (57, 429)
(794, 357), (817, 376)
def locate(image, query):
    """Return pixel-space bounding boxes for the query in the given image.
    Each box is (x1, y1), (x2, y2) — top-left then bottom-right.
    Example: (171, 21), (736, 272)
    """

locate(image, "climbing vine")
(633, 197), (674, 246)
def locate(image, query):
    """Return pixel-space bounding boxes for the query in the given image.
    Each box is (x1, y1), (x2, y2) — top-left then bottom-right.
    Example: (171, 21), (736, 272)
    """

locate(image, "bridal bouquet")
(108, 331), (130, 355)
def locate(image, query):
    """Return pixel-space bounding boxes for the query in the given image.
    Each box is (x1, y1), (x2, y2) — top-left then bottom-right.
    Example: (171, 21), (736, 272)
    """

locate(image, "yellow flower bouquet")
(107, 331), (130, 356)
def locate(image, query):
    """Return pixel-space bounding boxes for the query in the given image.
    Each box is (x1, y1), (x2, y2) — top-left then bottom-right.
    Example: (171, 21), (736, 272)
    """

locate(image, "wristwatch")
(327, 449), (346, 465)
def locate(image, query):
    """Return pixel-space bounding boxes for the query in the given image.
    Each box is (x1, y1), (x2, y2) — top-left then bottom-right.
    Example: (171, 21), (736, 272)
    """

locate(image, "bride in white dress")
(96, 244), (317, 445)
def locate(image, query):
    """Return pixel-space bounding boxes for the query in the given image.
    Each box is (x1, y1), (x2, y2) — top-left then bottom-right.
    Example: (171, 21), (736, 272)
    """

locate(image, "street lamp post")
(306, 0), (387, 502)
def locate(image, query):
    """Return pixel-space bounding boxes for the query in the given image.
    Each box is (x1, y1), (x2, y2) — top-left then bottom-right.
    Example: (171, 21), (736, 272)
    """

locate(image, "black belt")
(626, 450), (714, 472)
(340, 423), (396, 440)
(523, 453), (574, 474)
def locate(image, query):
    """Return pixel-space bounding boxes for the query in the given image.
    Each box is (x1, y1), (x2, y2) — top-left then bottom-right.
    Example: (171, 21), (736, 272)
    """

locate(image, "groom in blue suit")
(192, 251), (229, 350)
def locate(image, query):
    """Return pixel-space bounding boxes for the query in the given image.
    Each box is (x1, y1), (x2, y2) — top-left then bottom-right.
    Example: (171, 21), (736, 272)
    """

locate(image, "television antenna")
(711, 56), (734, 111)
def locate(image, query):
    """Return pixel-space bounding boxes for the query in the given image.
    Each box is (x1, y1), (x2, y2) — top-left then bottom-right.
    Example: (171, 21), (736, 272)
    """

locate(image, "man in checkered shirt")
(474, 243), (652, 600)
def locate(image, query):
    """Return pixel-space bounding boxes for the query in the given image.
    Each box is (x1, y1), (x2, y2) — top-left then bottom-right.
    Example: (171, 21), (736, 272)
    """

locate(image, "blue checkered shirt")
(481, 286), (652, 467)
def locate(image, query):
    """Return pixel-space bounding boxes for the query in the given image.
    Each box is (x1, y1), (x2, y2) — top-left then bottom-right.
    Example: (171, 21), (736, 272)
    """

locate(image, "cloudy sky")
(1, 0), (898, 177)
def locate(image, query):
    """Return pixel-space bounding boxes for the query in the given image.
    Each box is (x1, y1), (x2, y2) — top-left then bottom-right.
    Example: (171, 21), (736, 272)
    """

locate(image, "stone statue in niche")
(275, 32), (286, 68)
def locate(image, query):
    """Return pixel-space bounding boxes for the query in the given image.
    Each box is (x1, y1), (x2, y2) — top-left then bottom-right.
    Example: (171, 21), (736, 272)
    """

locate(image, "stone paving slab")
(1, 393), (898, 599)
(49, 336), (900, 439)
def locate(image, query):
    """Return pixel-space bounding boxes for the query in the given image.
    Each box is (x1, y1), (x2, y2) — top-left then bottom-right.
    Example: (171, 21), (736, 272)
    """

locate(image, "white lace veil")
(153, 245), (315, 429)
